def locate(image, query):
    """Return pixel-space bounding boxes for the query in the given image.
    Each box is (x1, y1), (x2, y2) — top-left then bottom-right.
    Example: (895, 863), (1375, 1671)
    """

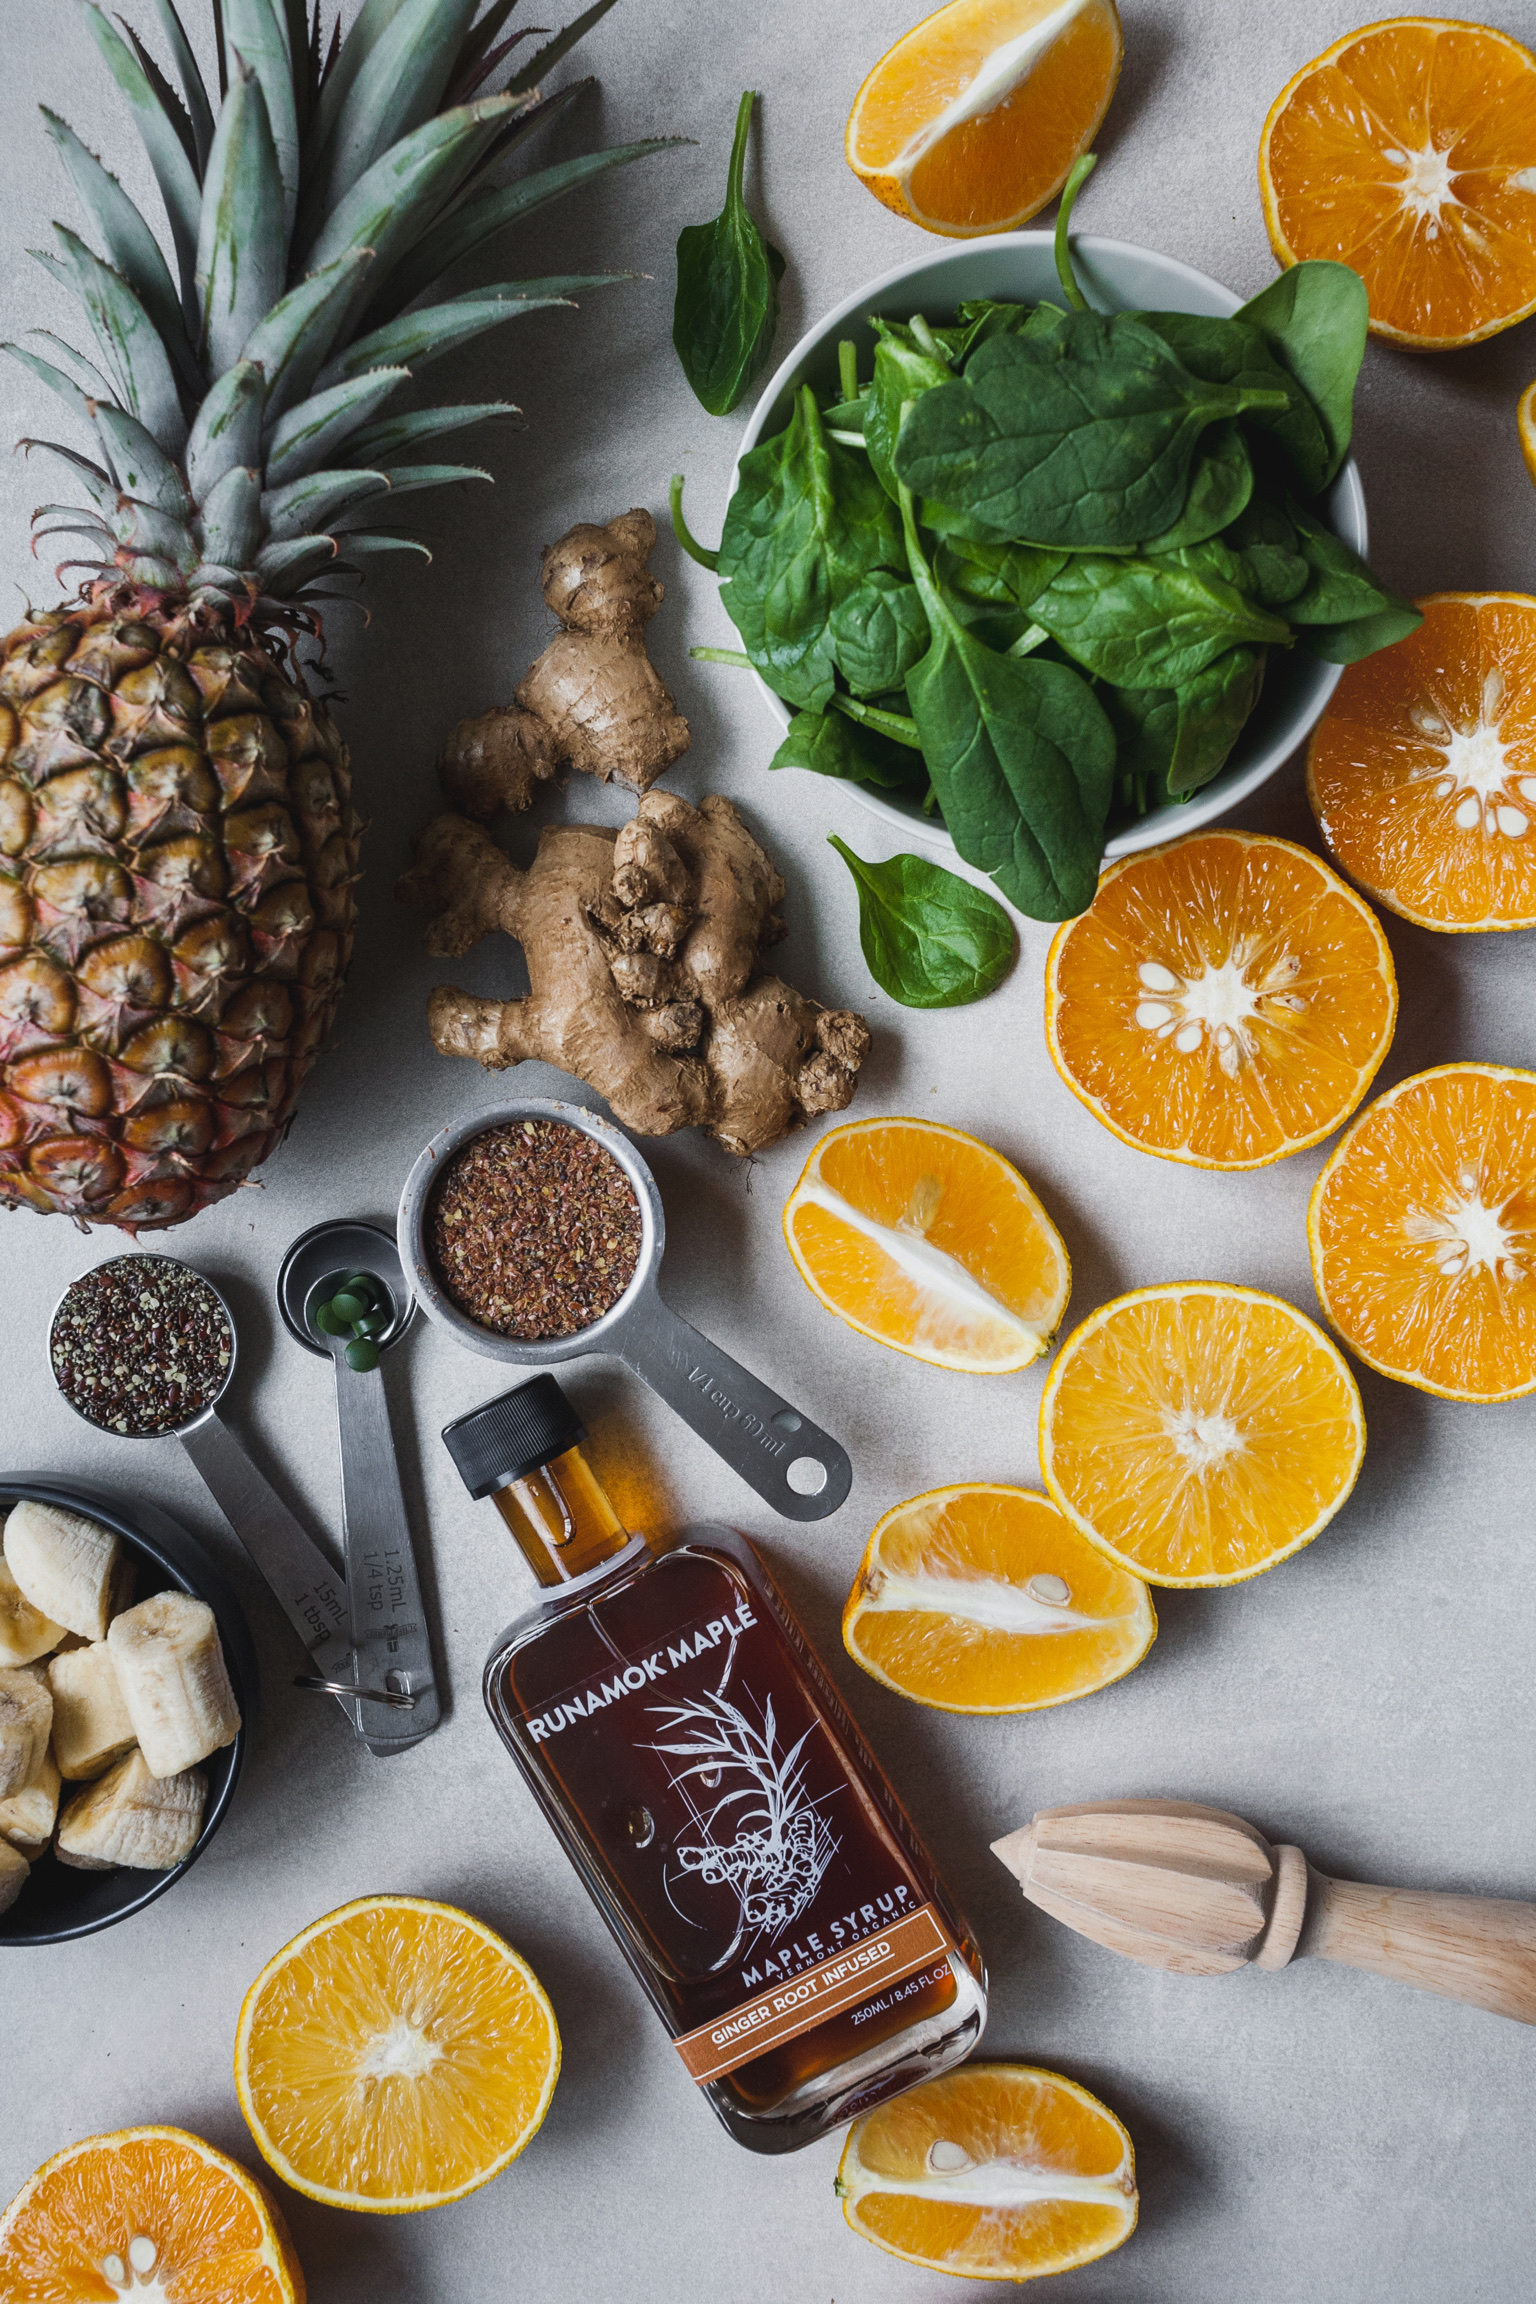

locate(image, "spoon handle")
(331, 1361), (441, 1754)
(179, 1411), (350, 1668)
(618, 1295), (852, 1520)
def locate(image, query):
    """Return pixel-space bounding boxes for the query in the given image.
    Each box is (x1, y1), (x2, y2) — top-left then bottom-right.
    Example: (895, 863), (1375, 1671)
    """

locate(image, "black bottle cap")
(441, 1375), (585, 1499)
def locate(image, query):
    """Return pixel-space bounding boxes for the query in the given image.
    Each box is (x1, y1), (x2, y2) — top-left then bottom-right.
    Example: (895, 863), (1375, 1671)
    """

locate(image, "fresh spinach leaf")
(1221, 495), (1308, 604)
(829, 568), (930, 696)
(718, 385), (903, 709)
(864, 322), (953, 501)
(1298, 600), (1424, 664)
(1141, 419), (1252, 550)
(893, 314), (1291, 549)
(829, 834), (1015, 1008)
(1102, 682), (1178, 811)
(1135, 309), (1333, 497)
(938, 532), (1067, 609)
(1237, 261), (1369, 489)
(1167, 646), (1266, 796)
(673, 91), (785, 418)
(1027, 544), (1291, 689)
(1284, 497), (1419, 630)
(770, 707), (928, 791)
(902, 494), (1115, 919)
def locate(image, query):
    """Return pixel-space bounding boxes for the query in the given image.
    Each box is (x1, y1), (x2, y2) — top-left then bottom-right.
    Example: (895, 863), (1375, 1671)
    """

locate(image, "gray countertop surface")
(1, 2), (1533, 2298)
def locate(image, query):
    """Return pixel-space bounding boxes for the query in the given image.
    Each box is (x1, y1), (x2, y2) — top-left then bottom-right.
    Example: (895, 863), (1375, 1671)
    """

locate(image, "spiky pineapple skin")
(0, 592), (359, 1228)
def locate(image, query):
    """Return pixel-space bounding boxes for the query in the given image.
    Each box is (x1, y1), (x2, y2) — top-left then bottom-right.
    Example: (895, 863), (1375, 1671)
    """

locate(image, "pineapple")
(0, 0), (672, 1227)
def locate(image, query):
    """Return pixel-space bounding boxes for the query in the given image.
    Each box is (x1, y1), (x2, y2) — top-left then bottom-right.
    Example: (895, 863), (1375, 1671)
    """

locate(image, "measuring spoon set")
(44, 1098), (851, 1761)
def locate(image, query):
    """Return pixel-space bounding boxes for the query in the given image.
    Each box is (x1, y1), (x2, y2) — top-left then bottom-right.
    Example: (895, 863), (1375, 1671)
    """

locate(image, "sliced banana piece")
(108, 1591), (240, 1778)
(0, 1556), (63, 1666)
(0, 1838), (28, 1915)
(4, 1502), (127, 1641)
(0, 1744), (61, 1854)
(55, 1750), (206, 1872)
(47, 1643), (137, 1781)
(0, 1666), (52, 1801)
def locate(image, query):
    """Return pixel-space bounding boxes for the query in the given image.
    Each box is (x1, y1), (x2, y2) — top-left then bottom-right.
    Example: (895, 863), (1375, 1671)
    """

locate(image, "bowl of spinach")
(675, 160), (1415, 924)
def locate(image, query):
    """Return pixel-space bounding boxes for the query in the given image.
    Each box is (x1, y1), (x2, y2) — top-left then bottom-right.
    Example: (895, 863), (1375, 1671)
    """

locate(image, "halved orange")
(837, 2062), (1137, 2281)
(844, 1483), (1154, 1713)
(783, 1116), (1070, 1372)
(1045, 831), (1397, 1168)
(1308, 593), (1536, 932)
(1040, 1283), (1366, 1586)
(234, 1895), (560, 2214)
(846, 0), (1123, 237)
(1259, 18), (1536, 348)
(0, 2125), (304, 2302)
(1309, 1063), (1536, 1402)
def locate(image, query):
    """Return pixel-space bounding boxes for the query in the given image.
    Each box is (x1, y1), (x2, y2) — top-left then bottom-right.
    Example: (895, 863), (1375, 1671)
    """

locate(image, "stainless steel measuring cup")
(47, 1254), (416, 1754)
(276, 1219), (440, 1752)
(398, 1100), (853, 1521)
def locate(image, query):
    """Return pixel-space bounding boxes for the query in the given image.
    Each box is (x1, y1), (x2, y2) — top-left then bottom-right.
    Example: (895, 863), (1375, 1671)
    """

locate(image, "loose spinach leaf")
(864, 322), (953, 502)
(829, 568), (930, 695)
(770, 707), (928, 791)
(1298, 600), (1424, 664)
(829, 834), (1015, 1008)
(893, 313), (1291, 548)
(673, 91), (785, 418)
(1141, 419), (1252, 550)
(902, 495), (1115, 918)
(718, 385), (903, 709)
(1237, 261), (1369, 489)
(1167, 645), (1266, 796)
(1027, 544), (1291, 689)
(1284, 496), (1419, 630)
(1134, 309), (1333, 497)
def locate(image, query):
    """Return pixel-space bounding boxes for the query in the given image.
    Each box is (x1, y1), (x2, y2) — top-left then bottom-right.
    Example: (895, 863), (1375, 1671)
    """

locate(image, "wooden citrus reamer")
(992, 1800), (1536, 2026)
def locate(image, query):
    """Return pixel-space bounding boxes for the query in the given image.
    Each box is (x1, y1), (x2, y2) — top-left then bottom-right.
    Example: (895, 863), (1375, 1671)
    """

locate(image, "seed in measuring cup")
(50, 1257), (232, 1436)
(428, 1119), (643, 1341)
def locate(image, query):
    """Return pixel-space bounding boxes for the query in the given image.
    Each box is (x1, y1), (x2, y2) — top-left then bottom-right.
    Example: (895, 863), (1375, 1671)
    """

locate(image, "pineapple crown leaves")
(4, 0), (685, 610)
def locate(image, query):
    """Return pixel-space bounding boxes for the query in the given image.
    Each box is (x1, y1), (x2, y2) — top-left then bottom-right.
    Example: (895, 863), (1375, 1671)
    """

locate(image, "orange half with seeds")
(1259, 17), (1536, 349)
(846, 0), (1123, 237)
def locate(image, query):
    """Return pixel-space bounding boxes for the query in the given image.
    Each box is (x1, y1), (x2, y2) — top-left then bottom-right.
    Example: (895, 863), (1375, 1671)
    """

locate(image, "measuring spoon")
(276, 1219), (440, 1755)
(397, 1099), (853, 1521)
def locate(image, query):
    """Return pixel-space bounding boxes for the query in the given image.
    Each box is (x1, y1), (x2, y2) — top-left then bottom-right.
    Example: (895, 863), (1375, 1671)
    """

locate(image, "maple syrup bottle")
(445, 1377), (987, 2154)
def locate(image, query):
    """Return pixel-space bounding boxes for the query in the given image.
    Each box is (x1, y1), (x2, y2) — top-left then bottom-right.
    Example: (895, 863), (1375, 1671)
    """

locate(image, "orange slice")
(1309, 1062), (1536, 1402)
(1040, 1283), (1365, 1586)
(234, 1895), (560, 2213)
(1521, 380), (1536, 486)
(846, 0), (1123, 237)
(0, 2125), (303, 2302)
(1045, 831), (1397, 1168)
(843, 1483), (1155, 1713)
(782, 1116), (1070, 1372)
(1259, 18), (1536, 349)
(837, 2062), (1137, 2281)
(1308, 593), (1536, 932)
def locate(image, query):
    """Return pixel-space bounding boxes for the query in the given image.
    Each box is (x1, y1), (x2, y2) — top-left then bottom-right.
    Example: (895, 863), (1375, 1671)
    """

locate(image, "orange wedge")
(1309, 1063), (1536, 1402)
(1259, 18), (1536, 349)
(234, 1895), (560, 2214)
(0, 2126), (303, 2303)
(1045, 831), (1397, 1168)
(1040, 1283), (1365, 1586)
(837, 2062), (1137, 2281)
(843, 1483), (1154, 1713)
(846, 0), (1123, 238)
(1308, 593), (1536, 933)
(1521, 381), (1536, 485)
(782, 1116), (1070, 1372)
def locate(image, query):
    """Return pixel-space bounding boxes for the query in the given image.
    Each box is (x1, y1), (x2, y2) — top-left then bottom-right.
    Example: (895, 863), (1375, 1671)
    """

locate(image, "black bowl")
(0, 1475), (256, 1945)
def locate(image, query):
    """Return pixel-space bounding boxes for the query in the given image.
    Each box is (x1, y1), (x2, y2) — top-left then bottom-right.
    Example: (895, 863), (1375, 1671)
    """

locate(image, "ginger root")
(436, 510), (691, 820)
(397, 791), (869, 1156)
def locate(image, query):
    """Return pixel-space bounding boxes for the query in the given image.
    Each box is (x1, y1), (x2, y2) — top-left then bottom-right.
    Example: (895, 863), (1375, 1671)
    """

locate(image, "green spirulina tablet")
(345, 1338), (381, 1373)
(330, 1290), (368, 1324)
(314, 1302), (348, 1336)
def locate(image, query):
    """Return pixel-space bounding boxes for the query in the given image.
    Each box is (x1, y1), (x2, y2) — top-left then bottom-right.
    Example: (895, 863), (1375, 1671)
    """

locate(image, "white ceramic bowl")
(733, 232), (1365, 867)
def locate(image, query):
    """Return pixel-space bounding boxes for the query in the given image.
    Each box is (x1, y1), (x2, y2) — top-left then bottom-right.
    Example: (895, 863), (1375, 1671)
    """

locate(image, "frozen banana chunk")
(4, 1502), (127, 1641)
(48, 1643), (137, 1781)
(108, 1592), (240, 1778)
(56, 1750), (206, 1872)
(0, 1744), (61, 1854)
(0, 1666), (52, 1801)
(0, 1556), (63, 1667)
(0, 1838), (28, 1915)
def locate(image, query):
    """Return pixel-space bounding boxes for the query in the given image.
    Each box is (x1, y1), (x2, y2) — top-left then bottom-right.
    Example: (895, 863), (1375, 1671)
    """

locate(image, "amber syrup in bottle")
(444, 1377), (987, 2153)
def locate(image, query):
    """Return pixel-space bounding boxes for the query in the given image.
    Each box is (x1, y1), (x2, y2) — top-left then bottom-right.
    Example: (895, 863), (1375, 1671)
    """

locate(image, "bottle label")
(671, 1904), (953, 2084)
